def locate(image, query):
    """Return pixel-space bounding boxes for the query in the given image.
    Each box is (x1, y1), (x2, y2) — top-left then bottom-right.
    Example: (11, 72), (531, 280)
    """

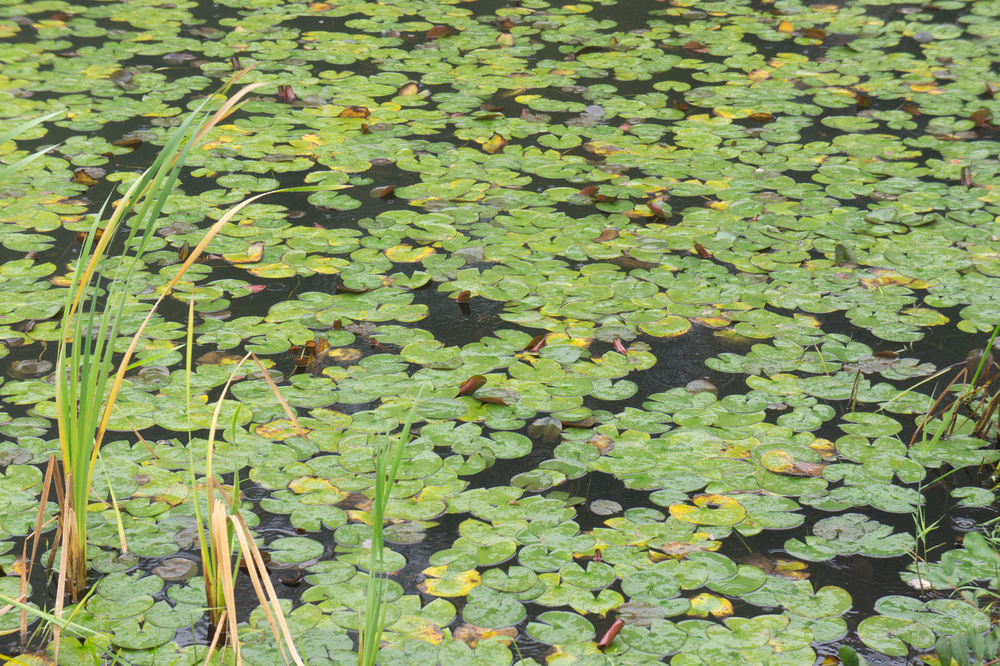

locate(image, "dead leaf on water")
(739, 552), (810, 580)
(587, 434), (614, 454)
(338, 106), (370, 118)
(427, 25), (451, 40)
(481, 132), (508, 154)
(458, 375), (487, 395)
(222, 241), (265, 264)
(760, 450), (827, 477)
(72, 169), (98, 187)
(454, 625), (517, 647)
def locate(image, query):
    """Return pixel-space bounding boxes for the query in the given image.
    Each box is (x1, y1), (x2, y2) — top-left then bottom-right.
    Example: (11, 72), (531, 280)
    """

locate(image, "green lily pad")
(462, 586), (526, 628)
(526, 610), (595, 645)
(268, 536), (324, 564)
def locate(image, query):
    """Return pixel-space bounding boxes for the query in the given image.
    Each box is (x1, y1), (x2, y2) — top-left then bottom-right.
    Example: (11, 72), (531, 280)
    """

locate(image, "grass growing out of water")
(21, 59), (338, 653)
(184, 297), (236, 634)
(51, 69), (269, 601)
(185, 299), (308, 664)
(0, 110), (65, 186)
(55, 106), (215, 600)
(358, 391), (423, 666)
(909, 324), (1000, 590)
(193, 358), (307, 666)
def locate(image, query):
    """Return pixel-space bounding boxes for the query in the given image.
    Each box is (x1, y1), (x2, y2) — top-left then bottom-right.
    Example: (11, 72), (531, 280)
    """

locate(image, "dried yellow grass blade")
(53, 510), (72, 662)
(251, 353), (310, 444)
(229, 514), (305, 666)
(202, 614), (228, 666)
(204, 351), (252, 540)
(191, 79), (269, 147)
(97, 189), (279, 451)
(213, 500), (240, 663)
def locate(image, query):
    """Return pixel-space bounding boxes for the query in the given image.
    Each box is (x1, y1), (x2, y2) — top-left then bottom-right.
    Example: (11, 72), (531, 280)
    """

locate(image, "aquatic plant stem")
(359, 388), (423, 666)
(911, 323), (1000, 592)
(53, 75), (255, 599)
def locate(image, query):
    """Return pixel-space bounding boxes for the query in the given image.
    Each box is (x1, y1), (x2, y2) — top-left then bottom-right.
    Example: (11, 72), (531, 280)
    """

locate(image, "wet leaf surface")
(4, 0), (1000, 660)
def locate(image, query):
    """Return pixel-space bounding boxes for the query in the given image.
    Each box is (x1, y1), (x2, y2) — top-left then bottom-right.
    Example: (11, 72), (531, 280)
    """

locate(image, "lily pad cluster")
(3, 0), (1000, 662)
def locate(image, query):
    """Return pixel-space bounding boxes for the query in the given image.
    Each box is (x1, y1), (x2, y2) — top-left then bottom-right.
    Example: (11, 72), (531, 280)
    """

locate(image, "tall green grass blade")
(359, 389), (424, 666)
(53, 86), (238, 596)
(0, 110), (65, 184)
(96, 448), (127, 554)
(0, 110), (65, 146)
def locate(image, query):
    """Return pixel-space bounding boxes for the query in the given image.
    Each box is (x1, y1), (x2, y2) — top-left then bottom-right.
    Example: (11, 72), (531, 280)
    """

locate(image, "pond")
(2, 0), (1000, 663)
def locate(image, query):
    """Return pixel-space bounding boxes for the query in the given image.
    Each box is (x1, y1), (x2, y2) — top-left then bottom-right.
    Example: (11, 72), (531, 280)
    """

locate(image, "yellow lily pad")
(670, 494), (747, 527)
(256, 419), (311, 441)
(418, 567), (481, 597)
(688, 593), (734, 618)
(385, 245), (436, 263)
(222, 240), (265, 264)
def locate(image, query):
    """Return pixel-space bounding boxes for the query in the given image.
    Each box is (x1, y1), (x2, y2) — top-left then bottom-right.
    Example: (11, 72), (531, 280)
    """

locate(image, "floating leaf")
(418, 566), (481, 597)
(385, 245), (435, 263)
(427, 25), (451, 40)
(760, 450), (827, 477)
(462, 587), (526, 628)
(526, 611), (595, 645)
(687, 593), (734, 619)
(338, 106), (370, 118)
(670, 495), (747, 527)
(223, 241), (264, 264)
(459, 375), (487, 396)
(481, 133), (508, 154)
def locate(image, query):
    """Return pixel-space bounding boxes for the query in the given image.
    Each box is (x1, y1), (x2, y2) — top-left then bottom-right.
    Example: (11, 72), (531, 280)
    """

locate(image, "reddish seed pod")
(525, 334), (547, 353)
(597, 619), (624, 651)
(458, 375), (487, 396)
